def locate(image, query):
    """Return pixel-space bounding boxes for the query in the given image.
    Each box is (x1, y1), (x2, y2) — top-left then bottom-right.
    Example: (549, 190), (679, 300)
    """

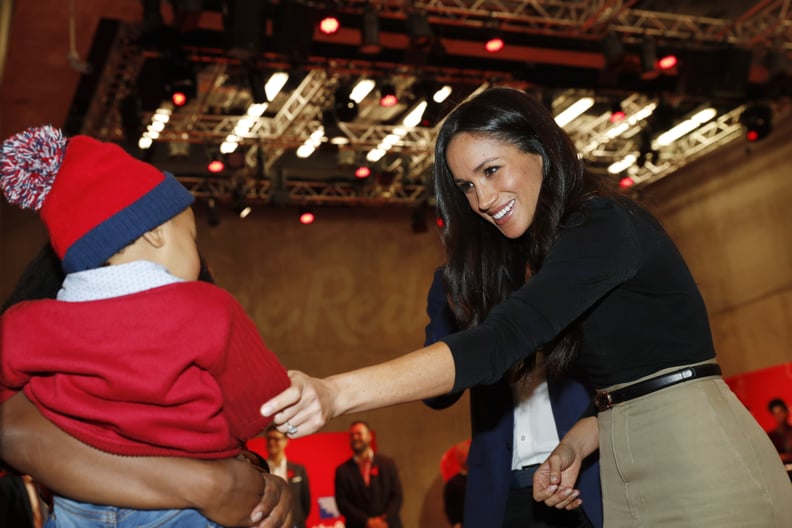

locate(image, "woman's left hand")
(532, 443), (583, 510)
(260, 370), (337, 438)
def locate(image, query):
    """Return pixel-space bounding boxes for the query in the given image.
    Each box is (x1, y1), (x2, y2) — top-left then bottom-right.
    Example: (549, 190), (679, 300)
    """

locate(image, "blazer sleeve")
(422, 266), (466, 410)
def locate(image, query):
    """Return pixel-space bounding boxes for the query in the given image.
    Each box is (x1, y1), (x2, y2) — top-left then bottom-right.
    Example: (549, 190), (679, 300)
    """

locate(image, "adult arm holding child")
(0, 392), (293, 528)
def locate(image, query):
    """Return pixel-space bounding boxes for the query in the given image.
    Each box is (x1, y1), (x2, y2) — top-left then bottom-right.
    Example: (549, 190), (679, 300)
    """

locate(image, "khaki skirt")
(597, 362), (792, 527)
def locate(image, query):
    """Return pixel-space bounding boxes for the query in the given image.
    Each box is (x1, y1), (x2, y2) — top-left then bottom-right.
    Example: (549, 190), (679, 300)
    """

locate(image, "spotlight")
(379, 83), (398, 107)
(299, 208), (315, 225)
(485, 35), (504, 53)
(355, 165), (371, 179)
(207, 155), (225, 173)
(609, 102), (626, 123)
(740, 103), (772, 142)
(318, 14), (340, 35)
(165, 59), (196, 108)
(619, 176), (635, 189)
(657, 54), (678, 71)
(360, 4), (381, 54)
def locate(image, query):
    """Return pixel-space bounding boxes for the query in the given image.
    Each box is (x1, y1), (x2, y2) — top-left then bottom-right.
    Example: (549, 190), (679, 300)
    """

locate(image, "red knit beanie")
(1, 125), (195, 273)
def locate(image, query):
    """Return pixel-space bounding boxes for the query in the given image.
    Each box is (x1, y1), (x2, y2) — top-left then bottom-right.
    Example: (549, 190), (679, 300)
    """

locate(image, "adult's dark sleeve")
(422, 266), (465, 410)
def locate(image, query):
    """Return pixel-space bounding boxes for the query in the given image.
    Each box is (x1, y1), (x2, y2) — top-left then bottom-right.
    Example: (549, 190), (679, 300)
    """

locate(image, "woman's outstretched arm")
(0, 393), (293, 528)
(261, 341), (456, 436)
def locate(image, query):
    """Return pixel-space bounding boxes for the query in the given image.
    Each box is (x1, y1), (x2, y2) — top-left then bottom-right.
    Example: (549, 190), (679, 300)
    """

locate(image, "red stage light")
(436, 216), (445, 228)
(619, 177), (635, 189)
(207, 159), (224, 173)
(355, 166), (371, 179)
(379, 93), (398, 107)
(657, 54), (678, 71)
(609, 110), (626, 123)
(171, 91), (187, 107)
(485, 37), (504, 53)
(319, 16), (340, 35)
(299, 210), (315, 225)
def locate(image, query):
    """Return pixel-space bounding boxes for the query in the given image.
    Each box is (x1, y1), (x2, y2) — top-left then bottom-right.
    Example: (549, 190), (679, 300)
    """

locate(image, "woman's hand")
(532, 415), (598, 511)
(532, 443), (583, 510)
(260, 370), (337, 438)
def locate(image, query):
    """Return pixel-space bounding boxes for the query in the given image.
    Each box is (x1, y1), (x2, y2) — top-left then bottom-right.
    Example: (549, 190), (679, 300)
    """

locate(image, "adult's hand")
(261, 343), (457, 437)
(0, 392), (290, 527)
(260, 370), (337, 438)
(532, 443), (582, 510)
(533, 415), (598, 511)
(249, 474), (294, 528)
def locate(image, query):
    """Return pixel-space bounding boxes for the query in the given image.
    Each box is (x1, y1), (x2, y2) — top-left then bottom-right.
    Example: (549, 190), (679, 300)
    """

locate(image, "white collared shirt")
(511, 369), (560, 469)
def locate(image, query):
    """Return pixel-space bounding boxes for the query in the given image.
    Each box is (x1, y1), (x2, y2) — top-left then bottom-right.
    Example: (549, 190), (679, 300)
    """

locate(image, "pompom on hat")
(1, 125), (194, 273)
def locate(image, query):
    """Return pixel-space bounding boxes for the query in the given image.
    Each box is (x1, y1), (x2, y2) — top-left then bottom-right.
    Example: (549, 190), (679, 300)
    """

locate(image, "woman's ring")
(285, 422), (298, 436)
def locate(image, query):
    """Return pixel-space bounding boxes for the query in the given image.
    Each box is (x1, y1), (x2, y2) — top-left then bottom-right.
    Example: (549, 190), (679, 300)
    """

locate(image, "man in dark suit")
(423, 267), (603, 528)
(334, 421), (403, 528)
(264, 425), (311, 528)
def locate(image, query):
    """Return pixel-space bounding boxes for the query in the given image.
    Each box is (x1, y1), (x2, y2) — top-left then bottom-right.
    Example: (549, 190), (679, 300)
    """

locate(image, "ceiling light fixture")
(654, 107), (717, 147)
(318, 14), (340, 35)
(379, 82), (398, 107)
(555, 97), (595, 127)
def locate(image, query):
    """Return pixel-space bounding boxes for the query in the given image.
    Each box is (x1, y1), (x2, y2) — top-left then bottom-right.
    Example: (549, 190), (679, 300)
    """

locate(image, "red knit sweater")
(0, 281), (290, 458)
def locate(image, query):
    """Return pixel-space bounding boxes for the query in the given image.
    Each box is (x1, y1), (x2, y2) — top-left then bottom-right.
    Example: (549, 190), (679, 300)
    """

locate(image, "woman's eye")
(456, 181), (474, 193)
(484, 165), (499, 176)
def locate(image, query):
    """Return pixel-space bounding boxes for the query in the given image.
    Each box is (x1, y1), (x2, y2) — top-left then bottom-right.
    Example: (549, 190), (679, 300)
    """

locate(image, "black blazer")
(423, 267), (603, 528)
(285, 461), (311, 528)
(334, 454), (403, 528)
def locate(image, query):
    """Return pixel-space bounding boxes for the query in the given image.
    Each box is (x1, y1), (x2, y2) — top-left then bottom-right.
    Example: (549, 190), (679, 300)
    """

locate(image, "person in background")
(423, 266), (601, 528)
(0, 125), (291, 527)
(262, 87), (792, 527)
(264, 424), (312, 528)
(334, 421), (403, 528)
(767, 398), (792, 463)
(442, 440), (469, 528)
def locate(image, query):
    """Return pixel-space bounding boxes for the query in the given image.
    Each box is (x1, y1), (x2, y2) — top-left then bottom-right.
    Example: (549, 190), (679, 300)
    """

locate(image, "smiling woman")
(261, 87), (792, 527)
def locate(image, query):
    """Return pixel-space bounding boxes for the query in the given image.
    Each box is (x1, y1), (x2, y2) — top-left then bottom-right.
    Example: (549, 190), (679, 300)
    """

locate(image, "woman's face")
(446, 132), (543, 239)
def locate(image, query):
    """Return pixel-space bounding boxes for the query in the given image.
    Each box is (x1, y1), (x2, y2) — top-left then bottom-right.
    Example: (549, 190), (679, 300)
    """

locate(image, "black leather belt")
(595, 363), (722, 412)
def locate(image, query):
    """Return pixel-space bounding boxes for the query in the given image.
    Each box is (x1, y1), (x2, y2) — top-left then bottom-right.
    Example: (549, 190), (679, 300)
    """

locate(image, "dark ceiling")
(5, 1), (792, 212)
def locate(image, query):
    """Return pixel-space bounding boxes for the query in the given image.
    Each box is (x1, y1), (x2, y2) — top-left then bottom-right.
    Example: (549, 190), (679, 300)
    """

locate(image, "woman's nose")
(476, 183), (496, 211)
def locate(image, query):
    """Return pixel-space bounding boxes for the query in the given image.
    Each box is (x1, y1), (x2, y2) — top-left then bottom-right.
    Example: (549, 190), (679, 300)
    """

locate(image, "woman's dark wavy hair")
(433, 87), (613, 377)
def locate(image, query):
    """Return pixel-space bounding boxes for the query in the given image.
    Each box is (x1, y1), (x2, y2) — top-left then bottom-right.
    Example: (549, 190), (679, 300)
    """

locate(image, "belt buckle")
(595, 391), (613, 411)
